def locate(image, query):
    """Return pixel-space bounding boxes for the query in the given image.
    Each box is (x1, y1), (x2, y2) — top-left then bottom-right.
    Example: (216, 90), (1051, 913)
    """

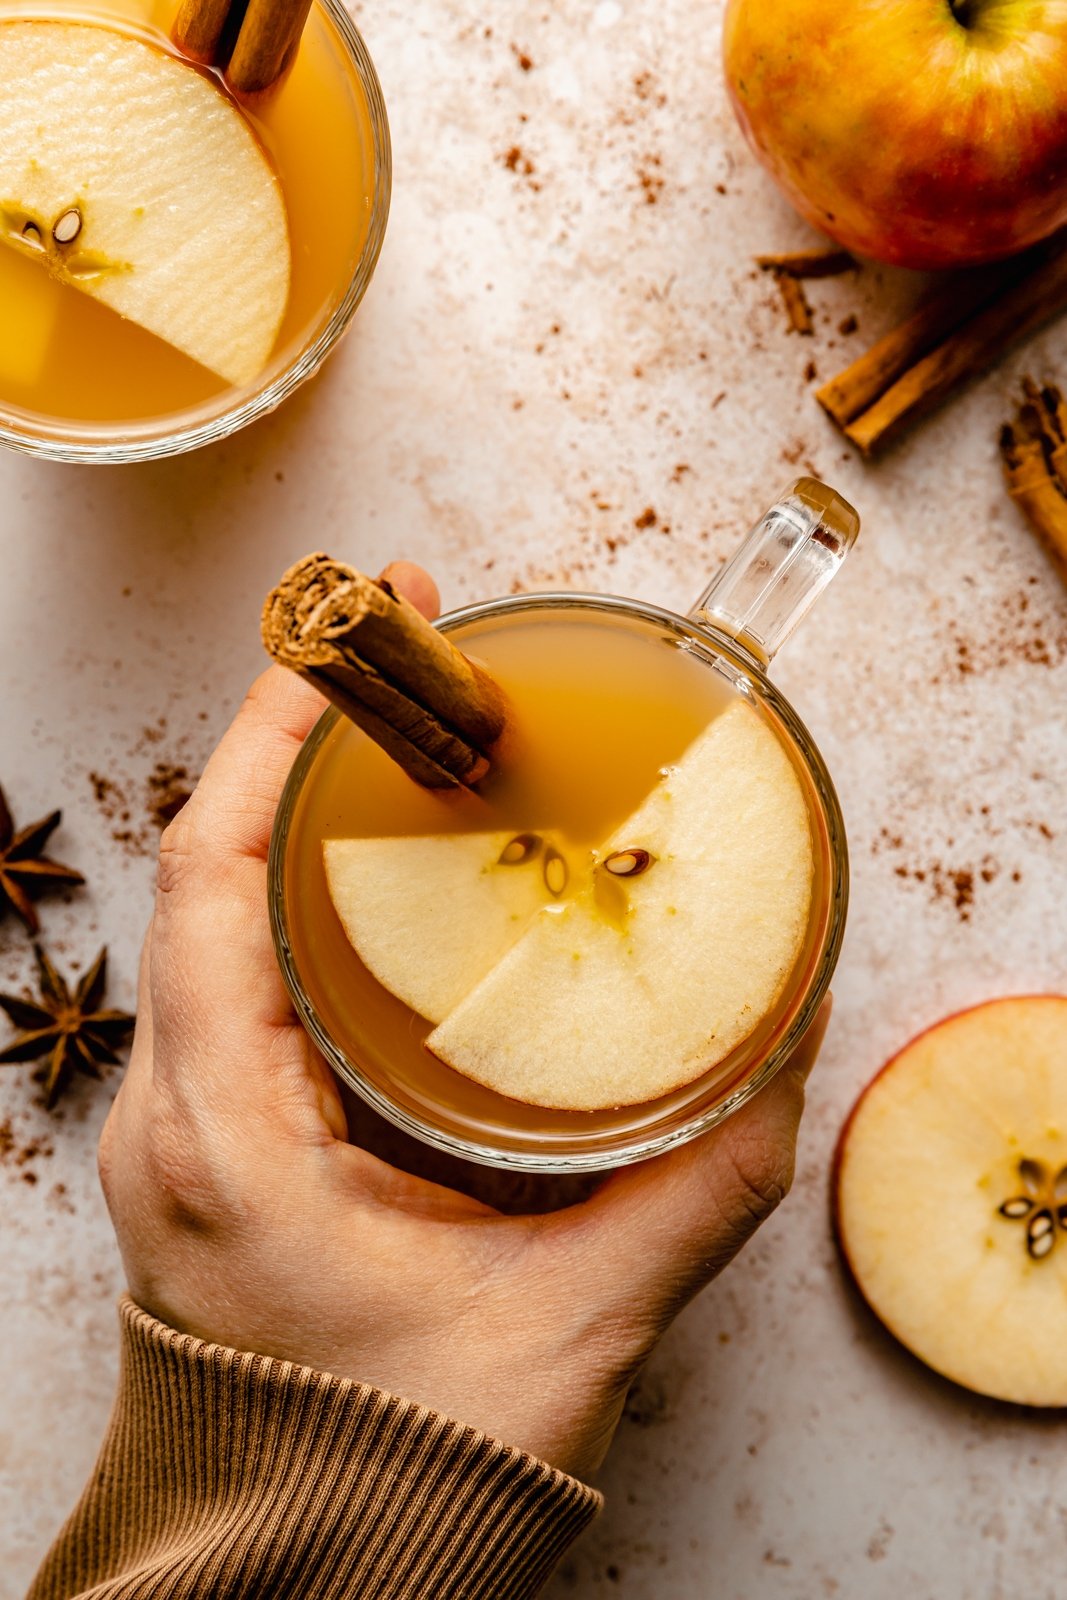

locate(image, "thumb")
(557, 1001), (831, 1328)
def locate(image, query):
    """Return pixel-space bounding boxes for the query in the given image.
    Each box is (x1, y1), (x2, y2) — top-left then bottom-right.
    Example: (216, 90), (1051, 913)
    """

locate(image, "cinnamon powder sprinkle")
(88, 729), (200, 860)
(0, 1115), (54, 1178)
(637, 155), (664, 205)
(873, 829), (1003, 923)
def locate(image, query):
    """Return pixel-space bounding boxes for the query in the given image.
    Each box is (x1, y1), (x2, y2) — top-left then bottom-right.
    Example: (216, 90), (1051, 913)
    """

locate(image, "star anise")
(0, 783), (85, 934)
(0, 945), (135, 1108)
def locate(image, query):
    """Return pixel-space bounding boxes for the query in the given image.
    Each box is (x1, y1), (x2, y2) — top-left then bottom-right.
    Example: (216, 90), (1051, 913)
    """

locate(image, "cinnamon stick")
(776, 274), (814, 336)
(226, 0), (312, 95)
(171, 0), (237, 64)
(999, 378), (1067, 584)
(817, 231), (1067, 455)
(172, 0), (308, 95)
(756, 248), (857, 280)
(262, 555), (508, 789)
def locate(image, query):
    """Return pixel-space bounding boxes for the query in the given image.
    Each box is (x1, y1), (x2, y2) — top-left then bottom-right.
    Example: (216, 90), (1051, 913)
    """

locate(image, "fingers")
(144, 562), (439, 1106)
(165, 666), (325, 867)
(379, 561), (440, 621)
(159, 561), (439, 869)
(552, 1002), (832, 1327)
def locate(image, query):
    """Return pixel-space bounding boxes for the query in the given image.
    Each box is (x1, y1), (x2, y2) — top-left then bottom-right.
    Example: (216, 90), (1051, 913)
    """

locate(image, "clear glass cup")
(0, 0), (390, 463)
(269, 478), (859, 1173)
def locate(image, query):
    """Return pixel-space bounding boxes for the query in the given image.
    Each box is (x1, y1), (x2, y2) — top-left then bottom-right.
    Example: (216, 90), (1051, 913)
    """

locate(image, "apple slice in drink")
(0, 21), (290, 386)
(834, 997), (1067, 1406)
(427, 701), (815, 1110)
(324, 831), (561, 1025)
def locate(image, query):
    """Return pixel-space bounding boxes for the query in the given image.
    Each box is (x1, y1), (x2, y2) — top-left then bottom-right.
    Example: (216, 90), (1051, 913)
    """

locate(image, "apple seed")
(543, 848), (568, 897)
(996, 1157), (1067, 1261)
(603, 848), (654, 877)
(498, 832), (542, 866)
(52, 207), (83, 245)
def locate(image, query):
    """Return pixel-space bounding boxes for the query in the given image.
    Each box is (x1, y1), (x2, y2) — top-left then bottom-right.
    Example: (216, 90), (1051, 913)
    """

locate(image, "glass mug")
(269, 478), (858, 1173)
(0, 0), (390, 463)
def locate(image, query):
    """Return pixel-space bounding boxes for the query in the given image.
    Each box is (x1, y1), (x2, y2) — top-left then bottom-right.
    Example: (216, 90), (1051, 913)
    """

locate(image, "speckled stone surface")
(3, 2), (1067, 1596)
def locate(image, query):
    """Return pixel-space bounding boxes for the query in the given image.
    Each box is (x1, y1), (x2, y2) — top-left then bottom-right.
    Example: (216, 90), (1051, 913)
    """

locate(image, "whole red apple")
(723, 0), (1067, 269)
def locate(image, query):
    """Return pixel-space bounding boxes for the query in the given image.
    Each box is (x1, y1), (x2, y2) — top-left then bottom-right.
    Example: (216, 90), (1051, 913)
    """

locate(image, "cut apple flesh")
(834, 997), (1067, 1406)
(0, 21), (290, 386)
(427, 701), (814, 1110)
(323, 831), (562, 1025)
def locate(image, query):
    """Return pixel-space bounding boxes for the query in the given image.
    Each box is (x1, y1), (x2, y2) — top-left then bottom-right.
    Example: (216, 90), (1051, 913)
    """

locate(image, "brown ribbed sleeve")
(28, 1297), (601, 1600)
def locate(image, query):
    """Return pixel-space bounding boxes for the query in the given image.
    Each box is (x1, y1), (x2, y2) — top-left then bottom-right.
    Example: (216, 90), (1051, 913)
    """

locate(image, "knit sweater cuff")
(30, 1296), (602, 1600)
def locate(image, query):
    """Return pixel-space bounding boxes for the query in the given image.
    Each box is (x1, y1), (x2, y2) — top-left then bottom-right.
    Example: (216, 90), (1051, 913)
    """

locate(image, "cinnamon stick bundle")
(999, 378), (1067, 585)
(817, 231), (1067, 455)
(262, 555), (507, 788)
(172, 0), (310, 95)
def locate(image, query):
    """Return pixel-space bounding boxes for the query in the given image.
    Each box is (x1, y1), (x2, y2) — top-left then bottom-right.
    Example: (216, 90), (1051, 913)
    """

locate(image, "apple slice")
(324, 831), (560, 1024)
(0, 21), (290, 386)
(427, 701), (814, 1110)
(834, 997), (1067, 1406)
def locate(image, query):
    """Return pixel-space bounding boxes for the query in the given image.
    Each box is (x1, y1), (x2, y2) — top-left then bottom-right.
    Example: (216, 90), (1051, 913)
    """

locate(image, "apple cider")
(279, 602), (836, 1159)
(0, 0), (380, 429)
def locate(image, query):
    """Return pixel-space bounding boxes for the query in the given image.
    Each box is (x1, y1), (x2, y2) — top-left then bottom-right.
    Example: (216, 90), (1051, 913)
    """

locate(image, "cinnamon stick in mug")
(173, 0), (312, 94)
(262, 554), (508, 788)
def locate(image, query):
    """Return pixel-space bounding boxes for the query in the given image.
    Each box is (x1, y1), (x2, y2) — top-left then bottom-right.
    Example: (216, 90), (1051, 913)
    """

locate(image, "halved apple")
(834, 997), (1067, 1406)
(0, 21), (290, 385)
(323, 831), (561, 1025)
(427, 701), (814, 1110)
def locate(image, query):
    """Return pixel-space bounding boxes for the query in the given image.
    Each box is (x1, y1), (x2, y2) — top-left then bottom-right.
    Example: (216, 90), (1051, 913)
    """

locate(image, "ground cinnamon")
(262, 555), (508, 789)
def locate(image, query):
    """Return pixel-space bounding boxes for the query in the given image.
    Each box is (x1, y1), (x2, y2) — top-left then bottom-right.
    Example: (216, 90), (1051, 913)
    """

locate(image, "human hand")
(98, 561), (830, 1482)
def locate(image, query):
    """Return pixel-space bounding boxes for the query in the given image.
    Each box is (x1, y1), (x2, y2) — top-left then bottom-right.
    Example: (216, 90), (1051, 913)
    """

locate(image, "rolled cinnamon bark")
(262, 555), (508, 789)
(999, 379), (1067, 585)
(171, 0), (309, 94)
(755, 248), (857, 280)
(817, 231), (1067, 455)
(225, 0), (313, 95)
(171, 0), (235, 64)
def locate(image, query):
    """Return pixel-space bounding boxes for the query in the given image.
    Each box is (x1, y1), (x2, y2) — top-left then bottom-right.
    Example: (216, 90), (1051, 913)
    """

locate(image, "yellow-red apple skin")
(723, 0), (1067, 269)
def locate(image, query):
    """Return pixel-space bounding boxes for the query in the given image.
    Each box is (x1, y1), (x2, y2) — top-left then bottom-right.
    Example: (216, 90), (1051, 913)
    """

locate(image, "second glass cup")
(0, 0), (389, 462)
(270, 479), (858, 1173)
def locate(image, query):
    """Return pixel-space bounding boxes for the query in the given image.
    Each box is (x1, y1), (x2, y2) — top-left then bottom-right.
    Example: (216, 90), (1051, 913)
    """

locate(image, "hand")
(98, 561), (829, 1482)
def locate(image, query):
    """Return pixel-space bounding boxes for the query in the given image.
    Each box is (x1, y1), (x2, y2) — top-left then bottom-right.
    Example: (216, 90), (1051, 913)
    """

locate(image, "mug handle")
(689, 477), (859, 666)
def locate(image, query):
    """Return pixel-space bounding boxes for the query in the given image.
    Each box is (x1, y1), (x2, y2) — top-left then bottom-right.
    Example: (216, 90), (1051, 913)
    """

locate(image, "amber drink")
(270, 481), (858, 1172)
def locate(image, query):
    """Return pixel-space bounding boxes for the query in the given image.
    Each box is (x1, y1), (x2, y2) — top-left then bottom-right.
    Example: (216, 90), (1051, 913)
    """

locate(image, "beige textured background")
(2, 1), (1067, 1595)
